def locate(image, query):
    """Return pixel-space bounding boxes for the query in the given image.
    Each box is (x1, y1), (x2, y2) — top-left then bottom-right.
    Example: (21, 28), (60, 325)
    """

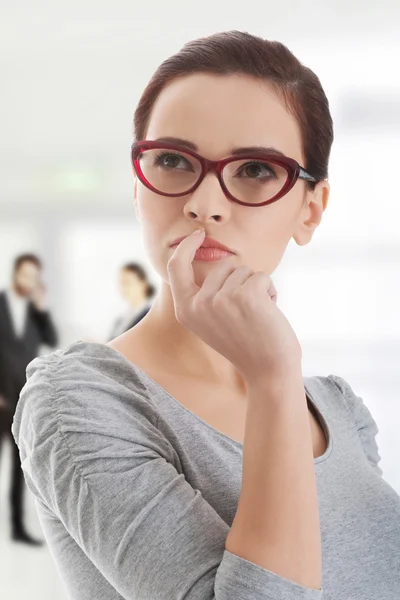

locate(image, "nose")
(183, 172), (232, 224)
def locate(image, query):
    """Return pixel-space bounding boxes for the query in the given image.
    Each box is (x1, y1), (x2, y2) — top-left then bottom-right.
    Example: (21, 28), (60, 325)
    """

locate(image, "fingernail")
(193, 229), (205, 234)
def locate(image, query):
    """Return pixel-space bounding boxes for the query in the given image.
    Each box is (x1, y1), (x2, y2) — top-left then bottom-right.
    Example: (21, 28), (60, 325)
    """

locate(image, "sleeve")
(327, 374), (383, 476)
(12, 354), (323, 600)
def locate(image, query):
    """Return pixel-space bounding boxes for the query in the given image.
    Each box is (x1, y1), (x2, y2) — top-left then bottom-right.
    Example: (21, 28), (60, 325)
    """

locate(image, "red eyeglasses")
(131, 140), (318, 208)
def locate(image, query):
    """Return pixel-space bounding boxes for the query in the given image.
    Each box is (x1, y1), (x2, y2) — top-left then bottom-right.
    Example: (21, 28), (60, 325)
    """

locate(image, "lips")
(170, 234), (235, 254)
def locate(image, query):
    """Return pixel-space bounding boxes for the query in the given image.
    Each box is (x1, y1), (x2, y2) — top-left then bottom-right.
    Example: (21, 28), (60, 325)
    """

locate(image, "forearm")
(225, 370), (322, 590)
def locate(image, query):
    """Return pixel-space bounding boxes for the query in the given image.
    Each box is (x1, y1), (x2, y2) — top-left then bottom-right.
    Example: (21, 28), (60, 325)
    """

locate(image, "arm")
(12, 354), (322, 600)
(0, 392), (10, 411)
(30, 305), (59, 347)
(226, 370), (322, 591)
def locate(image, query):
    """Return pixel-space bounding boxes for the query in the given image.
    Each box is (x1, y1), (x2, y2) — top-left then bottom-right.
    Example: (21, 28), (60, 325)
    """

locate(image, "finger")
(198, 260), (239, 297)
(167, 229), (206, 303)
(241, 272), (278, 303)
(218, 265), (254, 295)
(269, 280), (278, 303)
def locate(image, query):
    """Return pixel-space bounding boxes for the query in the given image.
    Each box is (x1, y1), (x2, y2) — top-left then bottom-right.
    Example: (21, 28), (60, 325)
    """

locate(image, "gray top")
(12, 341), (400, 599)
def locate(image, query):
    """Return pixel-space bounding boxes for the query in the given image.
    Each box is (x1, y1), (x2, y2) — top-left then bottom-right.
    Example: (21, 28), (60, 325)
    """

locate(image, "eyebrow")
(154, 136), (286, 157)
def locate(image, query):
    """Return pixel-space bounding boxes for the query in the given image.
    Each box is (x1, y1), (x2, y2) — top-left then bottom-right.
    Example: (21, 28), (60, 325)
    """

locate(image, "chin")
(192, 258), (233, 284)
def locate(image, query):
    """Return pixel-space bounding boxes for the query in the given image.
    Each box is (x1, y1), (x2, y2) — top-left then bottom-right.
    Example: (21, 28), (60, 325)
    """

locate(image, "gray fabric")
(11, 341), (400, 599)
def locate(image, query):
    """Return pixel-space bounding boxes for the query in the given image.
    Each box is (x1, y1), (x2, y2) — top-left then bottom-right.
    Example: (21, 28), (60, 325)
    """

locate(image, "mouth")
(170, 234), (236, 254)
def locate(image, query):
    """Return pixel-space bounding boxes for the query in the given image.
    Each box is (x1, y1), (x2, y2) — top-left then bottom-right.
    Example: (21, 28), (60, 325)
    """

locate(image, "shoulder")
(12, 341), (162, 454)
(12, 342), (179, 515)
(314, 374), (374, 420)
(304, 373), (349, 409)
(305, 372), (376, 422)
(305, 373), (382, 473)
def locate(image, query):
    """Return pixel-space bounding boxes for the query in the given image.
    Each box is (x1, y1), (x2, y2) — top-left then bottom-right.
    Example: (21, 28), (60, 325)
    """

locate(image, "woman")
(108, 262), (156, 340)
(12, 31), (400, 599)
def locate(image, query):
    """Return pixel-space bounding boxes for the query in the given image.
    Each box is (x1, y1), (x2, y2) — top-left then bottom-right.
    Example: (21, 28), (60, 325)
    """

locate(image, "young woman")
(12, 31), (400, 599)
(108, 262), (156, 340)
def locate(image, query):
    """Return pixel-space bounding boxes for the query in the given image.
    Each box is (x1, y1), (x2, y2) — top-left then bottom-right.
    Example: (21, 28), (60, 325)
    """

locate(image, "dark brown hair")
(134, 30), (334, 182)
(122, 262), (156, 300)
(14, 253), (42, 273)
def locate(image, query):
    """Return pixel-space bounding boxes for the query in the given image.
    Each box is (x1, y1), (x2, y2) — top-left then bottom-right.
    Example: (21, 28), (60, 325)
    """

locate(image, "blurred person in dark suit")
(108, 263), (156, 340)
(0, 253), (58, 545)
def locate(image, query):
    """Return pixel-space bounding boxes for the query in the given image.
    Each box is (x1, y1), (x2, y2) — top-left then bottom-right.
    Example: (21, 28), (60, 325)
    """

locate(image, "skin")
(109, 72), (329, 589)
(13, 261), (46, 310)
(119, 269), (148, 309)
(114, 72), (330, 391)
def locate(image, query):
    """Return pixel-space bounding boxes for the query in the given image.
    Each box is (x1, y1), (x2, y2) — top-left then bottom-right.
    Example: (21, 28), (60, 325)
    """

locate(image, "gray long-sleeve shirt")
(11, 341), (400, 599)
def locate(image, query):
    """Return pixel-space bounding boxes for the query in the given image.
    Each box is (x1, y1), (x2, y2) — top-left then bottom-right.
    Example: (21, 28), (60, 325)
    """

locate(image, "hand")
(31, 282), (47, 311)
(167, 229), (302, 384)
(0, 394), (9, 410)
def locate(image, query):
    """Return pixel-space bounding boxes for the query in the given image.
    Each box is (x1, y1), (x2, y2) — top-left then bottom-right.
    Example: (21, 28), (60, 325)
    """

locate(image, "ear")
(133, 175), (140, 223)
(292, 180), (330, 246)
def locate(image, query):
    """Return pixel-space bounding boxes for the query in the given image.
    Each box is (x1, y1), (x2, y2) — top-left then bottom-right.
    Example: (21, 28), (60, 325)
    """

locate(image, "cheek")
(138, 194), (177, 244)
(242, 202), (298, 272)
(137, 186), (181, 226)
(136, 190), (182, 280)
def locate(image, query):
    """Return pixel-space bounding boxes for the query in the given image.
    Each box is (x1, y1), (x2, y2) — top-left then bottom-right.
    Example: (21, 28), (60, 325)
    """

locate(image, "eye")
(235, 161), (277, 180)
(154, 152), (194, 171)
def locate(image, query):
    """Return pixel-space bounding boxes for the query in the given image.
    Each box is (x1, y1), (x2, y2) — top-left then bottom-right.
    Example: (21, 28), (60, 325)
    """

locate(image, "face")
(14, 261), (41, 297)
(133, 73), (329, 285)
(119, 269), (146, 304)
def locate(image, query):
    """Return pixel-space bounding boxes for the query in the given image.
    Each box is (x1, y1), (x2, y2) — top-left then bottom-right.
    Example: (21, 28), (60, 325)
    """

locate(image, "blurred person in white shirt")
(0, 253), (58, 545)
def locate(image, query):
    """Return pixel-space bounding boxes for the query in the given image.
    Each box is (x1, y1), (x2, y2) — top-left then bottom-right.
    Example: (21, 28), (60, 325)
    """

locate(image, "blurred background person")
(0, 254), (58, 545)
(108, 262), (156, 340)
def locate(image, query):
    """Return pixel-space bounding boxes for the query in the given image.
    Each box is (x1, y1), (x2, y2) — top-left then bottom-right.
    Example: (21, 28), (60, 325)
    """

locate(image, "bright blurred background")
(1, 1), (399, 598)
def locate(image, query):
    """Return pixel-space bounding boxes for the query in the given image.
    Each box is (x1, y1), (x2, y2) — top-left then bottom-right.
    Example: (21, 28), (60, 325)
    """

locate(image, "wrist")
(244, 360), (303, 390)
(245, 366), (305, 403)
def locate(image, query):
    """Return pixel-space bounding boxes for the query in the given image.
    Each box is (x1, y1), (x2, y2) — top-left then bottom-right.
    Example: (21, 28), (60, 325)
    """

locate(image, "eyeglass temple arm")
(299, 167), (318, 183)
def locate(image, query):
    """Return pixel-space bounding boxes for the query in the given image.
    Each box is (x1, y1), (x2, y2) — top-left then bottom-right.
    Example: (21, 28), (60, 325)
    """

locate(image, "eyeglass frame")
(131, 140), (320, 208)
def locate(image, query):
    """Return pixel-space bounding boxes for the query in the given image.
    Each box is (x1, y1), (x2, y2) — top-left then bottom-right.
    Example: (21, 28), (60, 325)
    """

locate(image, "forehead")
(121, 269), (138, 280)
(18, 262), (39, 275)
(146, 73), (304, 162)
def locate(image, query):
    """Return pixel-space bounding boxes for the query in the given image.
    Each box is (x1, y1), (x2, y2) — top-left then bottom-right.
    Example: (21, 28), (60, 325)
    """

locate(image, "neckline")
(74, 340), (333, 464)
